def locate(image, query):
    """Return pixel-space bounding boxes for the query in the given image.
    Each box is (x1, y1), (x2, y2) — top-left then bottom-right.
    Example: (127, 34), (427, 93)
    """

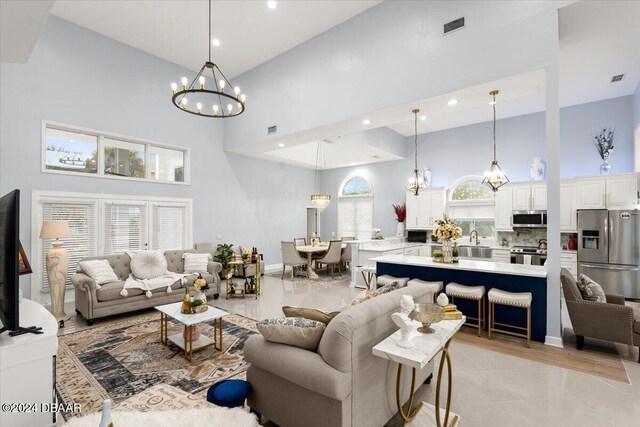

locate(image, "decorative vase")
(599, 159), (612, 175)
(396, 221), (405, 236)
(423, 168), (432, 188)
(442, 239), (453, 264)
(437, 293), (449, 307)
(530, 157), (546, 181)
(183, 325), (201, 341)
(195, 290), (207, 305)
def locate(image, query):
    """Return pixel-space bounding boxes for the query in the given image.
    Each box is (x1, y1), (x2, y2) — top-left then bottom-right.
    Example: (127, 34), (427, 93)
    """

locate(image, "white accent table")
(155, 302), (227, 362)
(0, 299), (58, 427)
(373, 317), (465, 427)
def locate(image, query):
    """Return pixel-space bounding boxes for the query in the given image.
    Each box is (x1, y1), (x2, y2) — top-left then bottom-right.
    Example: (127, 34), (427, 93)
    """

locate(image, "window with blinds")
(41, 202), (96, 290)
(151, 204), (186, 250)
(338, 197), (373, 240)
(104, 203), (148, 254)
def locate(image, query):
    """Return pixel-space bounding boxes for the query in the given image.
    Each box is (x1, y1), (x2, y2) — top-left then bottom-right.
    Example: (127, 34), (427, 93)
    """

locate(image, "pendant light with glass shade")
(406, 108), (425, 196)
(311, 141), (330, 212)
(482, 90), (509, 192)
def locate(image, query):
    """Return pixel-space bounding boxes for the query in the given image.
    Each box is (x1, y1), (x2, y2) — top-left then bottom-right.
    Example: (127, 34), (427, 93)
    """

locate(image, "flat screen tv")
(0, 190), (41, 335)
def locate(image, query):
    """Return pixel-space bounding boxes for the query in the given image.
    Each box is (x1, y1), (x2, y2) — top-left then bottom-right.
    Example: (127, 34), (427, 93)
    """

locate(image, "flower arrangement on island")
(433, 215), (463, 241)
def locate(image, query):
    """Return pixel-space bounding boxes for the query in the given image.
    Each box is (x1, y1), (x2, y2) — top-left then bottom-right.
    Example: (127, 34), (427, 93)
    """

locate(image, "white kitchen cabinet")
(561, 252), (578, 276)
(560, 181), (577, 231)
(576, 174), (639, 209)
(405, 188), (447, 230)
(494, 187), (513, 231)
(512, 183), (546, 210)
(492, 248), (511, 264)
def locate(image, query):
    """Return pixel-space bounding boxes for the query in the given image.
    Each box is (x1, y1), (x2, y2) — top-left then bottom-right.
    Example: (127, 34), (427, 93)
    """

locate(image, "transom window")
(450, 179), (493, 201)
(448, 177), (495, 239)
(341, 176), (373, 196)
(338, 176), (373, 239)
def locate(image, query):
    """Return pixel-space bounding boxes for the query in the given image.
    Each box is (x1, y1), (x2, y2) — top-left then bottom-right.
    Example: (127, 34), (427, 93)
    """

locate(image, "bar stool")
(445, 283), (486, 336)
(408, 279), (444, 303)
(487, 288), (532, 348)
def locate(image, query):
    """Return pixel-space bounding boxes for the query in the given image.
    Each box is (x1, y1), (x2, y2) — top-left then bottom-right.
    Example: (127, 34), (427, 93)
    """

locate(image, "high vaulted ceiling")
(50, 0), (382, 78)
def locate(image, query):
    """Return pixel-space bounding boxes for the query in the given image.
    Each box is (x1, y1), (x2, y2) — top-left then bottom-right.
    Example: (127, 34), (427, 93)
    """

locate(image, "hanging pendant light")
(170, 0), (245, 118)
(482, 90), (509, 192)
(406, 108), (424, 196)
(311, 141), (331, 212)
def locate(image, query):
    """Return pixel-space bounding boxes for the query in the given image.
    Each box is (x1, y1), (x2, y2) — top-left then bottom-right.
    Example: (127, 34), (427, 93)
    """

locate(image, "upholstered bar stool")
(408, 279), (444, 303)
(445, 283), (486, 336)
(375, 275), (410, 289)
(487, 288), (532, 348)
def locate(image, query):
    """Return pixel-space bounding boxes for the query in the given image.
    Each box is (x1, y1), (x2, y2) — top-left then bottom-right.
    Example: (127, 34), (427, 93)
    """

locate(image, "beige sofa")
(243, 283), (435, 427)
(72, 249), (221, 325)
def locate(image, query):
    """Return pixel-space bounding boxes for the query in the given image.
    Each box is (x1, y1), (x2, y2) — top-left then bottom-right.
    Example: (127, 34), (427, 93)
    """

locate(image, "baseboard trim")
(264, 263), (283, 274)
(544, 335), (564, 348)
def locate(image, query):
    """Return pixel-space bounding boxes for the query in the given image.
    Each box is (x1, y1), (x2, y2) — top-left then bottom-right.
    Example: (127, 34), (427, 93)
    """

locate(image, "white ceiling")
(0, 0), (54, 63)
(50, 0), (382, 78)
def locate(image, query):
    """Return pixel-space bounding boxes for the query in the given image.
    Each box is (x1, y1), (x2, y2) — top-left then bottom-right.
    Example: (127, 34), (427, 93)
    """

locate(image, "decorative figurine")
(437, 293), (449, 307)
(391, 312), (415, 348)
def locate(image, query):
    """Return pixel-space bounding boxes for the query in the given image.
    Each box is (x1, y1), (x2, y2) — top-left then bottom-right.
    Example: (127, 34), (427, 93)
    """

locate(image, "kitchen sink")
(457, 245), (493, 259)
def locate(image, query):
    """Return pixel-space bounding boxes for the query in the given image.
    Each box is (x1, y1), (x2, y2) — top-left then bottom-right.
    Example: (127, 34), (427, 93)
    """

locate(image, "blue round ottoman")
(206, 379), (252, 408)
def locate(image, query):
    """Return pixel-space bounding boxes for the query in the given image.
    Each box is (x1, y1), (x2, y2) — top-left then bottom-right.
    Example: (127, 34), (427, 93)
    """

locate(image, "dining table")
(296, 243), (347, 279)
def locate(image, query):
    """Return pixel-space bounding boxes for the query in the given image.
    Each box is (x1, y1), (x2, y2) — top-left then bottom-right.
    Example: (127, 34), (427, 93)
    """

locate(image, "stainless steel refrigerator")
(577, 209), (640, 299)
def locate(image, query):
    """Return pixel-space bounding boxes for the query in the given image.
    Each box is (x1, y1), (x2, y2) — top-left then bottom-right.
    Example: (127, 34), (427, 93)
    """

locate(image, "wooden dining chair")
(316, 240), (343, 278)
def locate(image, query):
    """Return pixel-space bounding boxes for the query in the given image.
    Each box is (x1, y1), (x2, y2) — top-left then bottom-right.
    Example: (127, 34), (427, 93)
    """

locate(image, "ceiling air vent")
(444, 17), (465, 35)
(267, 125), (277, 135)
(611, 74), (624, 83)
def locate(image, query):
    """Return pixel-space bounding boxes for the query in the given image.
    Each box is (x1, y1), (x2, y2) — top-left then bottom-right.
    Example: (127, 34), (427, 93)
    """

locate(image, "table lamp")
(40, 220), (71, 327)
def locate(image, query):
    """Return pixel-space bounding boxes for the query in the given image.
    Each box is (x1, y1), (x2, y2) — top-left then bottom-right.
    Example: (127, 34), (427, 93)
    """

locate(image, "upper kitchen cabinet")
(560, 181), (577, 231)
(406, 188), (447, 230)
(576, 174), (639, 209)
(512, 183), (547, 210)
(494, 186), (513, 231)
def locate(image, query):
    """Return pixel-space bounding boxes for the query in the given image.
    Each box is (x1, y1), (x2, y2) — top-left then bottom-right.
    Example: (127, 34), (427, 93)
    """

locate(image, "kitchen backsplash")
(496, 230), (577, 249)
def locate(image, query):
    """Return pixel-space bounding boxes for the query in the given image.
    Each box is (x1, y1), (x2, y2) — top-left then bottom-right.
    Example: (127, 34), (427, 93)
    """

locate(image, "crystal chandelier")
(170, 0), (245, 118)
(311, 141), (331, 212)
(482, 90), (509, 192)
(406, 108), (425, 196)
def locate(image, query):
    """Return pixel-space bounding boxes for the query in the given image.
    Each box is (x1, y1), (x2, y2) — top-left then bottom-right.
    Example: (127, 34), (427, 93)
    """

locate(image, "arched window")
(338, 176), (373, 239)
(448, 177), (495, 239)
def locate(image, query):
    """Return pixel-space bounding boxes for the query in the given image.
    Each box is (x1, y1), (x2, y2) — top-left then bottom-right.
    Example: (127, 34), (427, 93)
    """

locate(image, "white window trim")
(41, 120), (191, 185)
(31, 190), (193, 303)
(339, 173), (374, 197)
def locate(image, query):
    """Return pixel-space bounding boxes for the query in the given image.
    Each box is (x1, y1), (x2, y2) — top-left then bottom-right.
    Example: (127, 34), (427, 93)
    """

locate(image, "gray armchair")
(560, 268), (639, 362)
(281, 241), (307, 280)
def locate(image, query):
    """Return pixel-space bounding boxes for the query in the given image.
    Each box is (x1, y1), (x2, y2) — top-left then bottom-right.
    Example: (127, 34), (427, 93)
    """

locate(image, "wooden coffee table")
(155, 302), (228, 362)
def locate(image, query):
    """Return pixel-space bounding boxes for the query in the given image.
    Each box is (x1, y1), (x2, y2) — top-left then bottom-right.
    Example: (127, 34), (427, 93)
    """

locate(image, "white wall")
(224, 0), (565, 151)
(633, 83), (640, 171)
(0, 17), (315, 299)
(319, 95), (635, 239)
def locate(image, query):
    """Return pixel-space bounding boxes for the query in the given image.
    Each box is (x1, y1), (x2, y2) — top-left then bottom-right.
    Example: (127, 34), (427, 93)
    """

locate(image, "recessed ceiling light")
(267, 1), (277, 9)
(278, 143), (285, 147)
(362, 119), (370, 125)
(420, 116), (426, 121)
(448, 98), (458, 106)
(211, 38), (220, 47)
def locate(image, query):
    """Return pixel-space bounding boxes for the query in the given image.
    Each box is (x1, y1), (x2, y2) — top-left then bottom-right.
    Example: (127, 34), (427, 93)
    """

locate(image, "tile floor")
(63, 272), (640, 427)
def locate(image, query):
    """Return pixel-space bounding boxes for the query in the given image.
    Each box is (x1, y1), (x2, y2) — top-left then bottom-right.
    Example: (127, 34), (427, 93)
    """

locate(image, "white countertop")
(371, 254), (547, 278)
(359, 242), (423, 252)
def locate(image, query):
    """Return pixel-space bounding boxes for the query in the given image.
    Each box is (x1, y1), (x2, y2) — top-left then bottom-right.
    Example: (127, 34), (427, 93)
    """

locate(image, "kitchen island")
(371, 254), (548, 342)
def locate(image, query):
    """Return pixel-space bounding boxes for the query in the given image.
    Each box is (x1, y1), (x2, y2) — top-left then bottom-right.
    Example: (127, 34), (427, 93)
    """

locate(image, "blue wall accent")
(633, 83), (640, 129)
(377, 262), (547, 342)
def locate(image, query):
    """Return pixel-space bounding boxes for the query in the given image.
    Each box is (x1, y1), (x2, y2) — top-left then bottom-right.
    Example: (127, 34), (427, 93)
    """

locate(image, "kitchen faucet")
(470, 230), (480, 246)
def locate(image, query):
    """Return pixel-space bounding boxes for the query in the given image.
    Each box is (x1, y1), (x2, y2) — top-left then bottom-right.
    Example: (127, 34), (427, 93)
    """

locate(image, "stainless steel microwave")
(512, 210), (547, 228)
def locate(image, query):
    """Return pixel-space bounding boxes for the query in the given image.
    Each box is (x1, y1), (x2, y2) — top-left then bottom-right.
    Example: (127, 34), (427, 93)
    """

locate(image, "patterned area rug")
(267, 269), (351, 286)
(56, 310), (257, 420)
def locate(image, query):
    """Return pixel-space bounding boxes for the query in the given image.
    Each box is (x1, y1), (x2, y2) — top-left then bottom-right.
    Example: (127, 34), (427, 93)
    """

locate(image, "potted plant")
(215, 243), (235, 279)
(393, 203), (407, 236)
(432, 250), (444, 263)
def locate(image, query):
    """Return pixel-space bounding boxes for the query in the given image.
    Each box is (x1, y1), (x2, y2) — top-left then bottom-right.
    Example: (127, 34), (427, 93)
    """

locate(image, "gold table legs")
(395, 337), (459, 427)
(159, 314), (223, 363)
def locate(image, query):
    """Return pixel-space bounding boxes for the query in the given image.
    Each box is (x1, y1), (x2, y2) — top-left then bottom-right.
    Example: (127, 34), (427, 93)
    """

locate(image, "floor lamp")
(40, 220), (71, 327)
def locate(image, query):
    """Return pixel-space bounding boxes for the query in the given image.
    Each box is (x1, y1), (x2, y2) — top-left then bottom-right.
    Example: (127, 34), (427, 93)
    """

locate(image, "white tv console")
(0, 298), (58, 427)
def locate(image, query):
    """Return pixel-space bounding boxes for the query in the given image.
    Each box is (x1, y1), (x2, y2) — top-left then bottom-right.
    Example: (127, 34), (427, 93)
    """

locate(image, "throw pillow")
(350, 290), (374, 306)
(78, 259), (119, 287)
(257, 317), (326, 351)
(183, 252), (212, 274)
(282, 306), (341, 325)
(350, 281), (402, 306)
(130, 251), (168, 280)
(577, 274), (607, 303)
